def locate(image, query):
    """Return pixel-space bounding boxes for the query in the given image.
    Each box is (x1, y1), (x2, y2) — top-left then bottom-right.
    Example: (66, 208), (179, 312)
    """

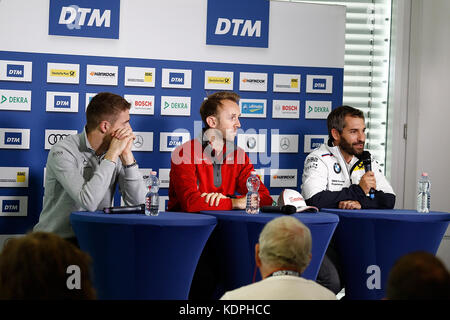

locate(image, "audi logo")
(47, 134), (70, 145)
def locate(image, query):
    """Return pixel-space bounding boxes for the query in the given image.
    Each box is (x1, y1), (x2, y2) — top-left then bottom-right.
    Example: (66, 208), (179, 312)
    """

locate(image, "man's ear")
(99, 120), (110, 134)
(331, 128), (340, 142)
(206, 115), (217, 129)
(255, 243), (261, 268)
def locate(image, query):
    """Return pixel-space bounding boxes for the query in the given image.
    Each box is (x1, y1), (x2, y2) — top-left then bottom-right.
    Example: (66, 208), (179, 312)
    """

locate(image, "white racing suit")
(301, 141), (395, 210)
(300, 140), (396, 295)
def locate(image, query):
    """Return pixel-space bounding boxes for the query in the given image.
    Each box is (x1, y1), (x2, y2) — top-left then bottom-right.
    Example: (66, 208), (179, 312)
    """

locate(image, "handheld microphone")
(359, 151), (375, 199)
(260, 205), (297, 215)
(103, 204), (145, 214)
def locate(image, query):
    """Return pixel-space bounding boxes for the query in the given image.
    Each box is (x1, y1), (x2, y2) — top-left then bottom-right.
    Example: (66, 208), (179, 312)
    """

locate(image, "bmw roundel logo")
(333, 163), (341, 174)
(246, 137), (257, 149)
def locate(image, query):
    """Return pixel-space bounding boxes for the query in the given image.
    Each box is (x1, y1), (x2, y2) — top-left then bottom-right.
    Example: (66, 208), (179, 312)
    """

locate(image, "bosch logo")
(47, 133), (70, 146)
(282, 105), (297, 111)
(134, 100), (152, 107)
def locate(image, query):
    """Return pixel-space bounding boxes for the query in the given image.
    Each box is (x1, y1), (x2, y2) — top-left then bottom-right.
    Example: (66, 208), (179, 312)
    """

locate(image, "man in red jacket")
(168, 91), (273, 212)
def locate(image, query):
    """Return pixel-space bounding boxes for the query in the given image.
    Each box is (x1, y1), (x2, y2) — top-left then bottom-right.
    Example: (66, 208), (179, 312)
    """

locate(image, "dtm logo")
(167, 136), (183, 149)
(2, 200), (19, 213)
(311, 138), (324, 150)
(49, 0), (120, 39)
(6, 64), (24, 78)
(313, 79), (327, 90)
(54, 96), (71, 109)
(206, 0), (270, 48)
(4, 133), (22, 145)
(169, 73), (185, 85)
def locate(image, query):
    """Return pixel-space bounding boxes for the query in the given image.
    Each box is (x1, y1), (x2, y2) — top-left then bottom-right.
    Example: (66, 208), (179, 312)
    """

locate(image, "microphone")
(260, 205), (297, 215)
(358, 151), (375, 199)
(103, 204), (145, 214)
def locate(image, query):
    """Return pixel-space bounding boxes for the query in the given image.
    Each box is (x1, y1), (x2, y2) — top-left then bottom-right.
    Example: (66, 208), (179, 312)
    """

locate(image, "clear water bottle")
(417, 172), (431, 213)
(145, 171), (160, 216)
(246, 171), (260, 214)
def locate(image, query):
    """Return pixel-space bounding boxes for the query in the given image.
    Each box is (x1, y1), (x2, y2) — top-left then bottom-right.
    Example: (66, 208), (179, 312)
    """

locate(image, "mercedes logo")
(133, 135), (144, 148)
(280, 137), (290, 150)
(246, 137), (257, 149)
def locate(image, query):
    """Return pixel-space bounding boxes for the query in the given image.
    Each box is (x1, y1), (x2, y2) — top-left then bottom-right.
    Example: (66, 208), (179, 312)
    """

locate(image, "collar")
(196, 128), (237, 164)
(267, 270), (301, 278)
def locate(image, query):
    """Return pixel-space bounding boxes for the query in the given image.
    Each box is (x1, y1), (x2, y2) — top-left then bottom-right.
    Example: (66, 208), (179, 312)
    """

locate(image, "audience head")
(256, 216), (312, 278)
(386, 251), (450, 300)
(0, 231), (96, 300)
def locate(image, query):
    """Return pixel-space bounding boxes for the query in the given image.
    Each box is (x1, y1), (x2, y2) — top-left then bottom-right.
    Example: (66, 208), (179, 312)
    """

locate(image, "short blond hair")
(258, 216), (312, 272)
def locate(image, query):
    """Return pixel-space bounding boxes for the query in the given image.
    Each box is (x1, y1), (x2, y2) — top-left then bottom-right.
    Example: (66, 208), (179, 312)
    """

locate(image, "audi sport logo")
(47, 133), (70, 146)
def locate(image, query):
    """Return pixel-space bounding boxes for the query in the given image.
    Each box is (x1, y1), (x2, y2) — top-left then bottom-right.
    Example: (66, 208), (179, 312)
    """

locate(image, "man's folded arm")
(49, 147), (115, 212)
(170, 160), (233, 212)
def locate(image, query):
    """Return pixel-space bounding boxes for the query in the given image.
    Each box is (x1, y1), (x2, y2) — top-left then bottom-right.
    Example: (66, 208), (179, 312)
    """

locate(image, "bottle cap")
(422, 172), (428, 176)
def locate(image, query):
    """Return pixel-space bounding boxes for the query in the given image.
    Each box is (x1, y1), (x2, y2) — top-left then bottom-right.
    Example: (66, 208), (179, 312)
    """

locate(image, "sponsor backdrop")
(0, 0), (344, 235)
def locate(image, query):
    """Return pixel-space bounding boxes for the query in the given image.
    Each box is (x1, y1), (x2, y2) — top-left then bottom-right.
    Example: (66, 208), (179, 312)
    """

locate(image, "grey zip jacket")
(34, 129), (146, 238)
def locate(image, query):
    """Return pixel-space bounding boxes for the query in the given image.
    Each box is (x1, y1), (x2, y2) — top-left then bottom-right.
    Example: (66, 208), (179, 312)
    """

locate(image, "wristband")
(123, 160), (137, 169)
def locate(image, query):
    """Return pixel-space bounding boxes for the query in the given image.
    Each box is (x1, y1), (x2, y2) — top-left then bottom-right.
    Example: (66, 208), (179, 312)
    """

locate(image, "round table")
(321, 208), (450, 300)
(198, 210), (339, 298)
(70, 211), (217, 300)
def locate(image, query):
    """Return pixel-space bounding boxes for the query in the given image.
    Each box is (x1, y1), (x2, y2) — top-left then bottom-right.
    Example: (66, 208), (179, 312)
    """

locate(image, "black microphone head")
(281, 205), (297, 215)
(356, 150), (371, 161)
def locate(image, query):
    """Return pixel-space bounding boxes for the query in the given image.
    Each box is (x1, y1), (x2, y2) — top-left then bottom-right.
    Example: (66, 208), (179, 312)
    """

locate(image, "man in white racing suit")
(301, 105), (395, 295)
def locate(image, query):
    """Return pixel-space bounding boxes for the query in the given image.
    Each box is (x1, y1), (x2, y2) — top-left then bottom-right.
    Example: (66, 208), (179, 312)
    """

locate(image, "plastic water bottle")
(417, 172), (431, 213)
(246, 171), (260, 214)
(145, 171), (160, 216)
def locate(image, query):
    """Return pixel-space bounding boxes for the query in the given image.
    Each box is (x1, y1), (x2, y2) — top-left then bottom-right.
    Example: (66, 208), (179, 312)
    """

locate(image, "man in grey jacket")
(34, 92), (147, 245)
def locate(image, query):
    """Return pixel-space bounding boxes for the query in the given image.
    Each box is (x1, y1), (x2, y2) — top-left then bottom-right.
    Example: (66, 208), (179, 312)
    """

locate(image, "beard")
(339, 136), (365, 156)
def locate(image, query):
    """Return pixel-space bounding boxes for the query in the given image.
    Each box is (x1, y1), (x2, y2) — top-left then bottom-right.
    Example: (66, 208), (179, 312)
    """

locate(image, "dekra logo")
(169, 73), (184, 85)
(6, 64), (24, 78)
(0, 95), (28, 104)
(4, 132), (22, 145)
(2, 200), (20, 212)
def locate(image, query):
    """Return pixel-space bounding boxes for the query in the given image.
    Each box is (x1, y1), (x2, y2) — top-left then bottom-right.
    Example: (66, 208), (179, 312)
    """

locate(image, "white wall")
(0, 0), (344, 68)
(402, 0), (450, 268)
